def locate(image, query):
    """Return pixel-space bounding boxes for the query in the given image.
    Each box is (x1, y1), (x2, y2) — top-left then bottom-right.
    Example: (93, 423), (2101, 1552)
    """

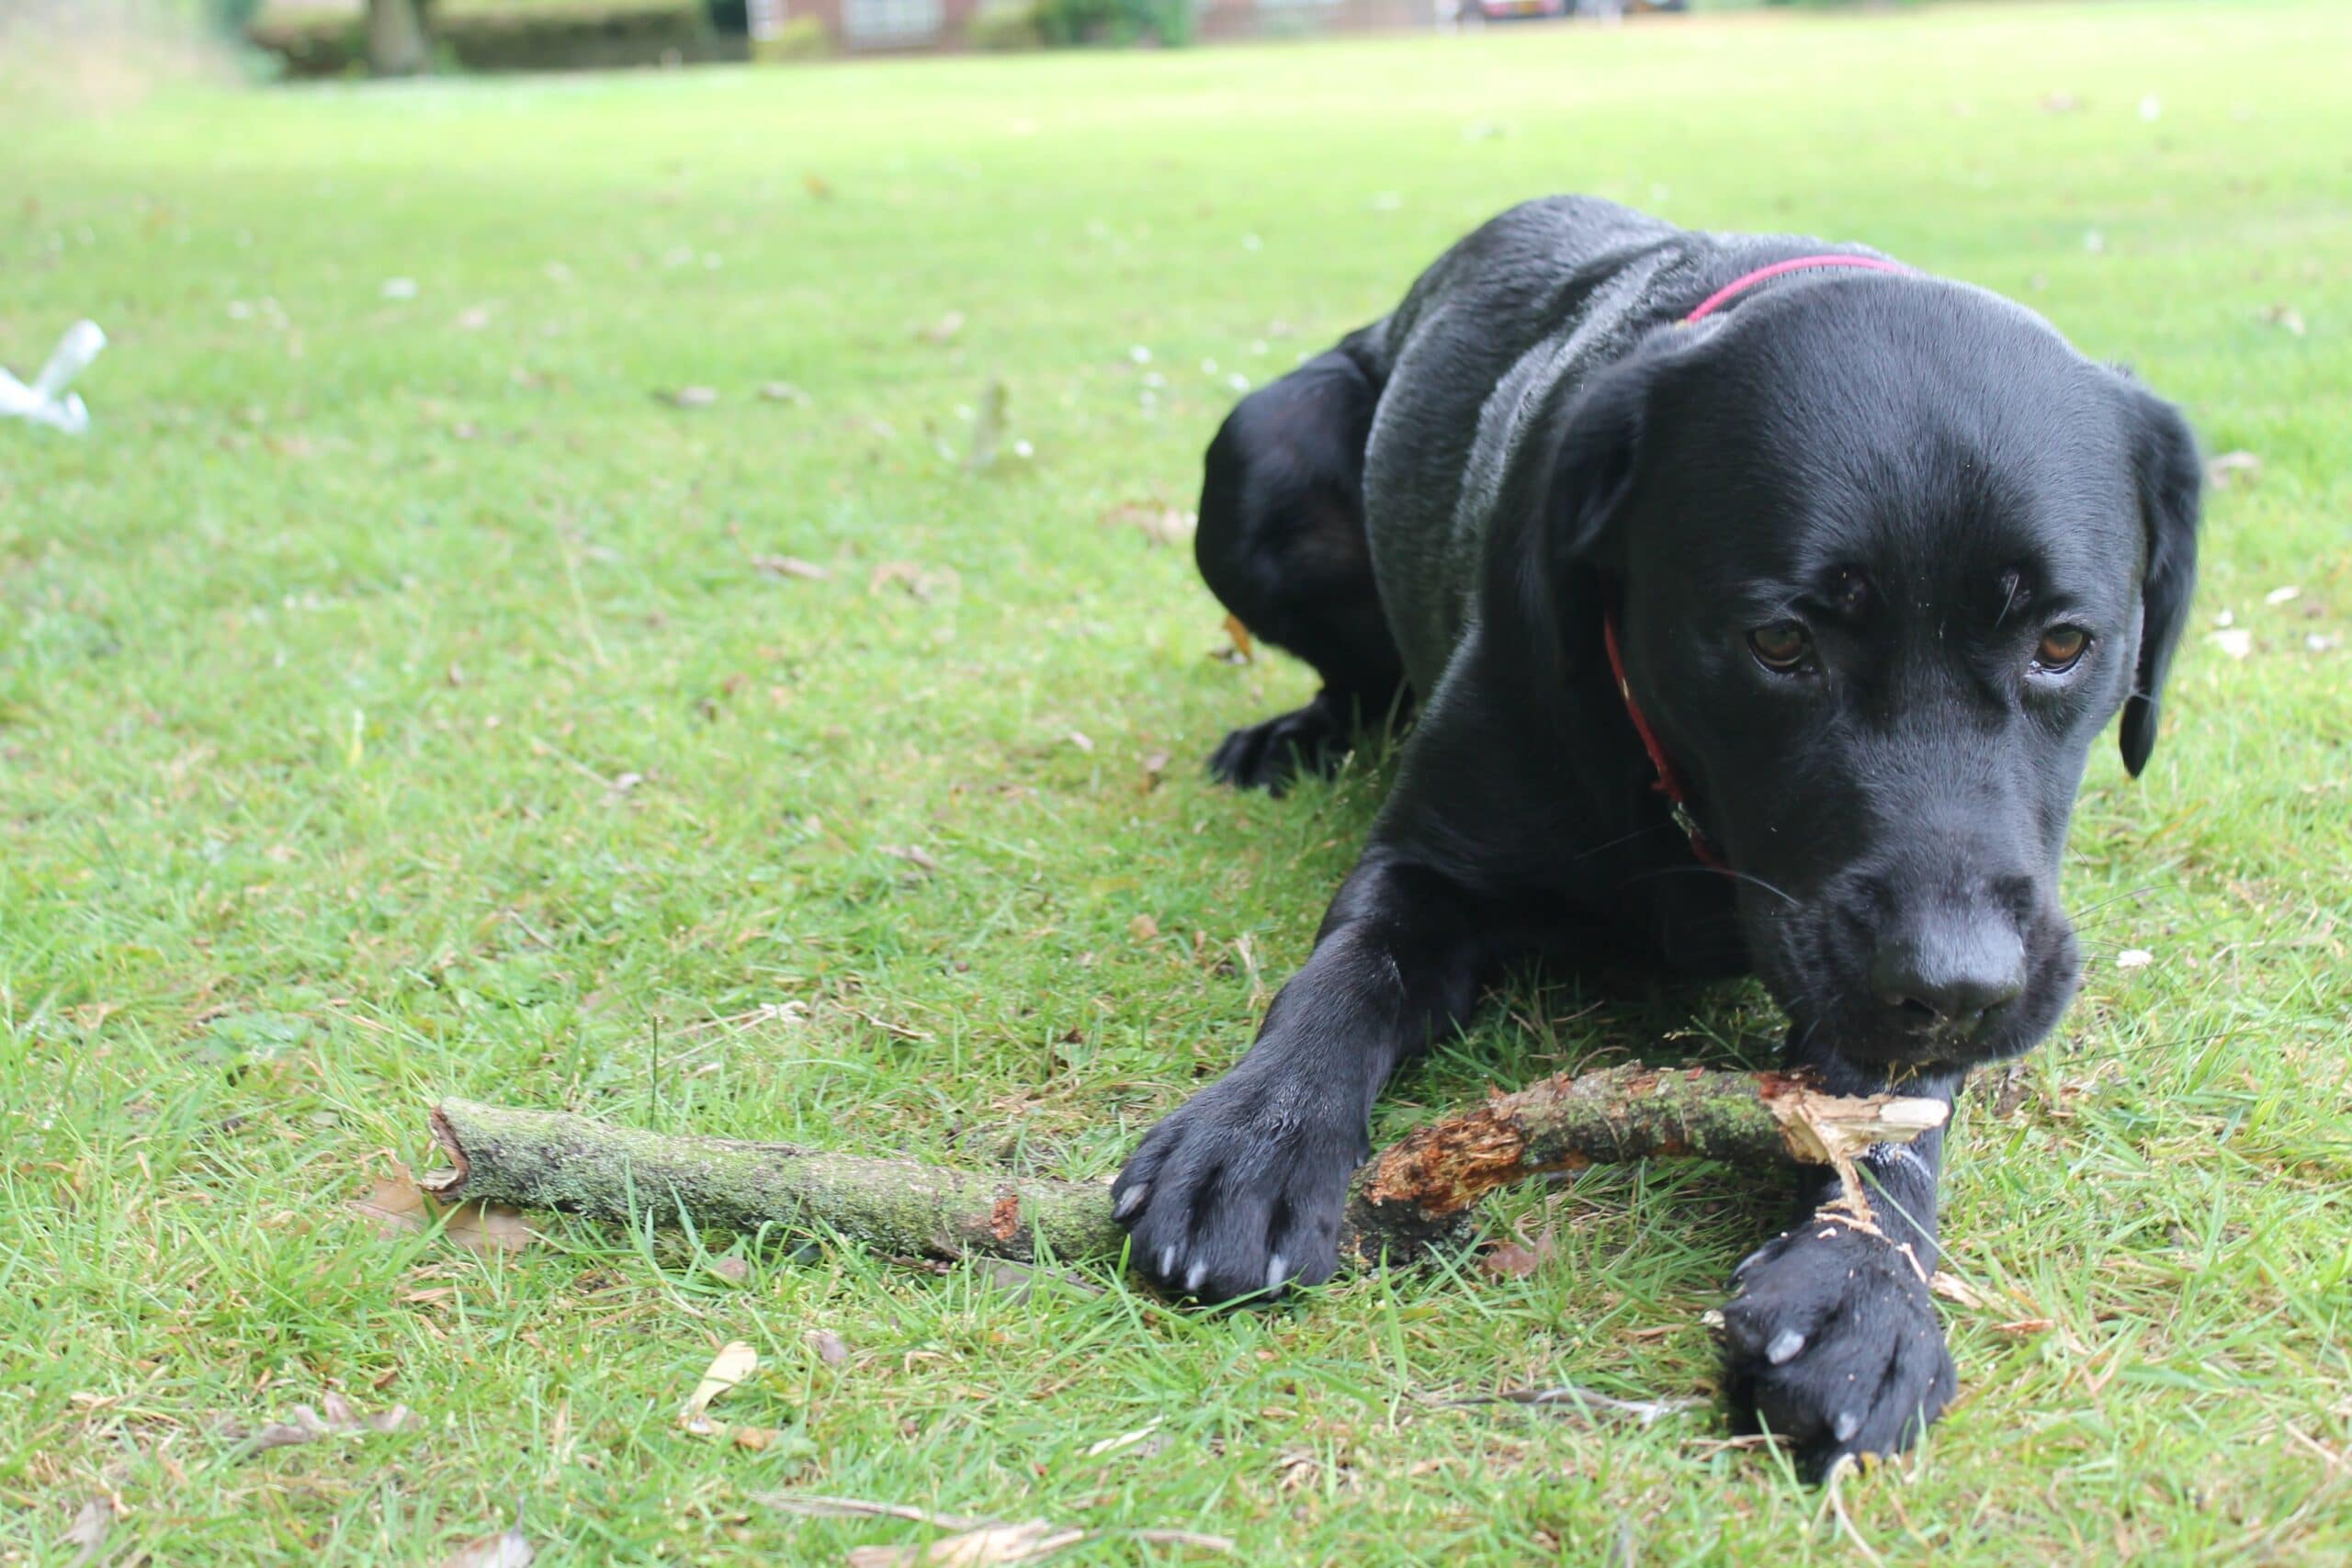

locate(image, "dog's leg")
(1112, 853), (1489, 1300)
(1720, 1067), (1961, 1480)
(1194, 349), (1408, 795)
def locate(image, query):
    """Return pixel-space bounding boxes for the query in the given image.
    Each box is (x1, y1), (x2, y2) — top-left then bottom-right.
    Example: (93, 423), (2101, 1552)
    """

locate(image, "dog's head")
(1543, 275), (2199, 1076)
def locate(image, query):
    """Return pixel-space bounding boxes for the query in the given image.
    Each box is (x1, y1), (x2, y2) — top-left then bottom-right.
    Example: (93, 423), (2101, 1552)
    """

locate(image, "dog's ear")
(1487, 338), (1684, 682)
(2114, 378), (2201, 776)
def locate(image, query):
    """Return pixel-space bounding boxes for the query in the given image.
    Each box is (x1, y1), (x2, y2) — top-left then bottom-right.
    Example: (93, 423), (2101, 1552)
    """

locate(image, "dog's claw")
(1113, 1184), (1148, 1223)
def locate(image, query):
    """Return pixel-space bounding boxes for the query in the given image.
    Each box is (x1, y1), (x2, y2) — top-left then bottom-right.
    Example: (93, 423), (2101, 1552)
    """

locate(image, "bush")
(208, 0), (265, 35)
(1032, 0), (1192, 47)
(966, 0), (1041, 50)
(750, 14), (828, 59)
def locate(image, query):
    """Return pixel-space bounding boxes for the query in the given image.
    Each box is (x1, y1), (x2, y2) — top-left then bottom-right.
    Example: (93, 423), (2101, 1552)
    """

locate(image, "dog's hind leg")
(1194, 348), (1407, 795)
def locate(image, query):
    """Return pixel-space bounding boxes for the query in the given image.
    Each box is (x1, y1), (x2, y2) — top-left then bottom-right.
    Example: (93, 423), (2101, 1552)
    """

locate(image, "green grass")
(3, 2), (2348, 1560)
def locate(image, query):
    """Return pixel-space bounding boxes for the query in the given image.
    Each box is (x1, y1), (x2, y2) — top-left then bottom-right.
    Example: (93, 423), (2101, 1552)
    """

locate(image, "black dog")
(1111, 197), (2198, 1477)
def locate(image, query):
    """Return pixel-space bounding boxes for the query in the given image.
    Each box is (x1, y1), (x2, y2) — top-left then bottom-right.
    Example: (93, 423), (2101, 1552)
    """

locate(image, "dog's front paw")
(1110, 1072), (1363, 1303)
(1720, 1219), (1957, 1481)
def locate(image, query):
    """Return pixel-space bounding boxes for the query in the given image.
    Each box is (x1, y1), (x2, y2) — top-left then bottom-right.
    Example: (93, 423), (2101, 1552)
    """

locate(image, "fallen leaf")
(2261, 303), (2307, 336)
(808, 1328), (851, 1365)
(680, 1339), (759, 1436)
(752, 554), (831, 581)
(1128, 913), (1159, 942)
(1138, 749), (1171, 792)
(1479, 1242), (1546, 1280)
(2207, 627), (2254, 660)
(237, 1391), (414, 1458)
(759, 380), (809, 403)
(731, 1425), (782, 1451)
(2206, 449), (2263, 489)
(443, 1527), (535, 1568)
(2117, 948), (2154, 970)
(664, 386), (719, 409)
(711, 1257), (752, 1284)
(1993, 1317), (2054, 1337)
(1066, 730), (1094, 754)
(881, 843), (941, 874)
(62, 1496), (112, 1567)
(2265, 584), (2301, 606)
(351, 1174), (535, 1256)
(1215, 614), (1254, 664)
(919, 310), (967, 346)
(804, 172), (834, 199)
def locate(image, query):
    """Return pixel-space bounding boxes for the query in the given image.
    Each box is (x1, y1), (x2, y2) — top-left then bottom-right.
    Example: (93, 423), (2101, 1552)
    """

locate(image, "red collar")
(1599, 254), (1907, 875)
(1602, 607), (1728, 874)
(1681, 253), (1905, 324)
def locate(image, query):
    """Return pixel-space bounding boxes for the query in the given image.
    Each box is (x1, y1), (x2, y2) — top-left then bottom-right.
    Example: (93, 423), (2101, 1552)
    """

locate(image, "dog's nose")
(1871, 921), (2026, 1035)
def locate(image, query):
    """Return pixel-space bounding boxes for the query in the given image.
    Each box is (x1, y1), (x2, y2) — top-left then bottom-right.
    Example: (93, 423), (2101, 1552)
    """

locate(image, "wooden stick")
(423, 1065), (1944, 1271)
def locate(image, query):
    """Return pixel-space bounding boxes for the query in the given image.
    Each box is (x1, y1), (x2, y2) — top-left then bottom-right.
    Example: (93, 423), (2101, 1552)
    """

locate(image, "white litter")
(0, 320), (106, 436)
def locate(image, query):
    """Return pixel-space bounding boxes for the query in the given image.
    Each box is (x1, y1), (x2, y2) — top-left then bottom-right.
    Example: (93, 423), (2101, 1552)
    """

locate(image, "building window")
(843, 0), (944, 41)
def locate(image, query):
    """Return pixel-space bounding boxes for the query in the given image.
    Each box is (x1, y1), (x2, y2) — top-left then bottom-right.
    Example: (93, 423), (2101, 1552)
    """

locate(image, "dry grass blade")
(236, 1391), (414, 1458)
(1437, 1382), (1703, 1428)
(752, 1495), (988, 1531)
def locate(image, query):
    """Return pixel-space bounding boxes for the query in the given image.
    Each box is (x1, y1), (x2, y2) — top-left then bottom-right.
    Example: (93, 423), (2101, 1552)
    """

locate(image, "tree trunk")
(368, 0), (431, 76)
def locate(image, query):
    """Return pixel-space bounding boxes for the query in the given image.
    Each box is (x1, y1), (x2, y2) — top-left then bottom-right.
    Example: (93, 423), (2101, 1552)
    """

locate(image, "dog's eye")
(1747, 622), (1812, 671)
(2033, 626), (2090, 672)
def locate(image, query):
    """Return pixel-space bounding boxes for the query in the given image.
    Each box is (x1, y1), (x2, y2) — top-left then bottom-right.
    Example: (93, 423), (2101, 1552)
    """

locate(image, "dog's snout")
(1869, 918), (2027, 1038)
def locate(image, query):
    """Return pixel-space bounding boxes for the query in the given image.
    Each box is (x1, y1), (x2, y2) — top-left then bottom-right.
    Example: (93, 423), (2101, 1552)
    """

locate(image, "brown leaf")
(1128, 913), (1159, 942)
(1993, 1317), (2054, 1337)
(351, 1175), (535, 1257)
(443, 1527), (536, 1568)
(804, 173), (834, 199)
(1479, 1242), (1544, 1280)
(752, 554), (831, 581)
(680, 1339), (759, 1435)
(1212, 614), (1254, 664)
(918, 310), (967, 345)
(808, 1328), (851, 1365)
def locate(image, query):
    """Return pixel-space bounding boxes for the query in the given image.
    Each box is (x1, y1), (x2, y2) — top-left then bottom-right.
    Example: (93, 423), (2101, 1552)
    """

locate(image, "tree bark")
(424, 1065), (1944, 1271)
(367, 0), (431, 76)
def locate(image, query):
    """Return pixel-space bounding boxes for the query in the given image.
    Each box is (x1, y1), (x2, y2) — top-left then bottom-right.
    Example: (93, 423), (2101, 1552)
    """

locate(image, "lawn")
(2, 1), (2347, 1561)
